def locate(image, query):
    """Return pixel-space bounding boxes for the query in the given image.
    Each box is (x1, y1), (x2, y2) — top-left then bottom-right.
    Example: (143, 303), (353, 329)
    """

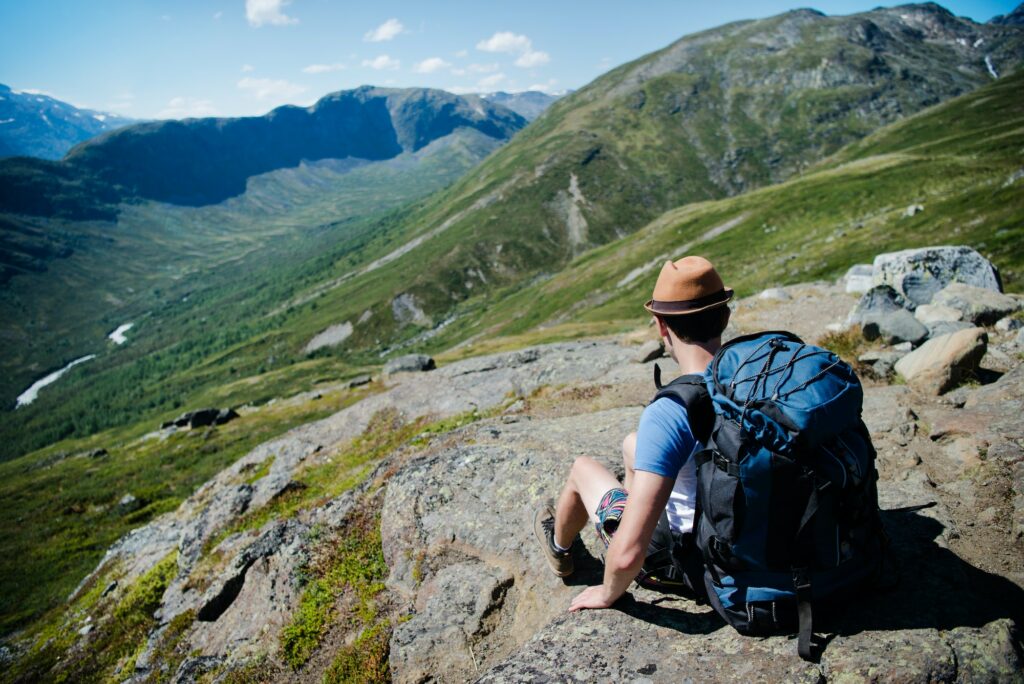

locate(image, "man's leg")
(553, 456), (622, 549)
(622, 431), (637, 492)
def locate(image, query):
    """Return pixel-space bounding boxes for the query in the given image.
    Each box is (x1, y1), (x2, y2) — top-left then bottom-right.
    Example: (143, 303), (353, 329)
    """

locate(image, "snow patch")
(17, 355), (97, 408)
(392, 294), (432, 327)
(984, 56), (999, 79)
(108, 323), (134, 345)
(93, 114), (107, 122)
(973, 38), (984, 48)
(0, 118), (13, 125)
(564, 173), (589, 254)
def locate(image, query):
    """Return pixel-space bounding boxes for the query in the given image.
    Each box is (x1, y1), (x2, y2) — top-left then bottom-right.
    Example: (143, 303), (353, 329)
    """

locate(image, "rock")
(914, 303), (963, 324)
(634, 339), (664, 363)
(101, 581), (118, 597)
(214, 408), (238, 425)
(347, 374), (372, 388)
(995, 316), (1023, 333)
(903, 203), (924, 217)
(758, 287), (791, 301)
(87, 448), (108, 459)
(186, 408), (221, 429)
(843, 264), (874, 294)
(1017, 329), (1024, 347)
(303, 321), (353, 354)
(873, 246), (1001, 306)
(894, 328), (988, 395)
(925, 320), (973, 339)
(860, 310), (928, 345)
(858, 350), (907, 378)
(117, 494), (141, 514)
(892, 341), (914, 352)
(77, 624), (93, 636)
(849, 285), (914, 328)
(932, 283), (1020, 326)
(164, 408), (236, 430)
(384, 354), (436, 375)
(391, 562), (514, 683)
(171, 655), (223, 684)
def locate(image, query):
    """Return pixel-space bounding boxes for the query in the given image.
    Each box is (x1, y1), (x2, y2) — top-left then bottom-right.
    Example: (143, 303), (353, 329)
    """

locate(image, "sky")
(0, 0), (1018, 119)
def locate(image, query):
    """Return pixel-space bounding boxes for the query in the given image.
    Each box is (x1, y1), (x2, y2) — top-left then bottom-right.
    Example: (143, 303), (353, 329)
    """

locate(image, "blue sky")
(1, 0), (1018, 119)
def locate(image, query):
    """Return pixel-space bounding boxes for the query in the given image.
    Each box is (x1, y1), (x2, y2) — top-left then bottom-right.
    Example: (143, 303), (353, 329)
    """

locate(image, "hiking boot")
(534, 499), (574, 577)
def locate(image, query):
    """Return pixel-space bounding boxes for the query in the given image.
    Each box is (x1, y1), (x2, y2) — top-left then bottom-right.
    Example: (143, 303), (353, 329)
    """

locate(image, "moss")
(279, 505), (388, 671)
(243, 455), (275, 485)
(321, 621), (391, 684)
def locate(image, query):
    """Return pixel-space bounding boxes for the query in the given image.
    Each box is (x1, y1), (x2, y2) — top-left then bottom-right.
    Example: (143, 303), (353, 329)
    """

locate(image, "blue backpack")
(657, 331), (884, 660)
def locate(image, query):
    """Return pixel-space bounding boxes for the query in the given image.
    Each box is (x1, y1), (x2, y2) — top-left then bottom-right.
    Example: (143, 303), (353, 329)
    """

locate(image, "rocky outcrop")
(894, 328), (988, 395)
(384, 354), (436, 375)
(932, 283), (1021, 326)
(161, 408), (238, 430)
(873, 246), (1001, 306)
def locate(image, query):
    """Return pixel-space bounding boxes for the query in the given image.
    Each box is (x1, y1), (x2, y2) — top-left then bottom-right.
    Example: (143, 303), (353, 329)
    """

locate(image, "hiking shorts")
(594, 486), (706, 600)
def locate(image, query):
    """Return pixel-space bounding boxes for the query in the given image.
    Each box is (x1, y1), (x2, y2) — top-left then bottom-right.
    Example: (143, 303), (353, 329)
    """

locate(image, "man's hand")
(568, 584), (618, 612)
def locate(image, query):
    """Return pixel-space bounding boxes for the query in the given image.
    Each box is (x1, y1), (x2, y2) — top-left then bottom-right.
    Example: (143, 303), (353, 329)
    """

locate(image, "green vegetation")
(280, 504), (388, 673)
(2, 552), (177, 684)
(0, 382), (375, 636)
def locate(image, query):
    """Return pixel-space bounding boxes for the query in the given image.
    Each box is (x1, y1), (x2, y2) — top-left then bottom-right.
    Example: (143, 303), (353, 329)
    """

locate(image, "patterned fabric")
(594, 487), (629, 546)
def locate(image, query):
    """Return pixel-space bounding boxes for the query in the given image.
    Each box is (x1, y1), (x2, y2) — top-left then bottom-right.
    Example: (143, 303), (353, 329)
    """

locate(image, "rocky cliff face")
(5, 281), (1022, 682)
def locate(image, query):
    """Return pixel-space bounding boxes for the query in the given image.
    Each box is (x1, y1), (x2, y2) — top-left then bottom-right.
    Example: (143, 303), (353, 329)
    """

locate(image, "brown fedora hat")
(643, 256), (733, 316)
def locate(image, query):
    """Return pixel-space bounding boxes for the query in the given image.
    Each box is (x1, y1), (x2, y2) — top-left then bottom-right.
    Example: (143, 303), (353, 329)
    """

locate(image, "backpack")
(652, 331), (884, 660)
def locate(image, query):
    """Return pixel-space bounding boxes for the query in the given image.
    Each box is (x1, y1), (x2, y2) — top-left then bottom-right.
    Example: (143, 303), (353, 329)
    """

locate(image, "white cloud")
(476, 31), (532, 54)
(526, 79), (560, 94)
(303, 63), (346, 74)
(157, 97), (219, 119)
(451, 62), (499, 77)
(478, 72), (506, 89)
(413, 57), (451, 74)
(237, 76), (306, 100)
(246, 0), (298, 27)
(362, 54), (400, 70)
(241, 64), (255, 73)
(515, 50), (550, 68)
(160, 14), (171, 22)
(446, 85), (474, 95)
(454, 49), (469, 58)
(213, 11), (223, 20)
(364, 18), (404, 42)
(476, 31), (551, 69)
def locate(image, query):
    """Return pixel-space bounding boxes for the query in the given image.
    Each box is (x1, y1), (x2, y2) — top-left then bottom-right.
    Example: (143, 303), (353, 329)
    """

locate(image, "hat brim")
(644, 288), (734, 316)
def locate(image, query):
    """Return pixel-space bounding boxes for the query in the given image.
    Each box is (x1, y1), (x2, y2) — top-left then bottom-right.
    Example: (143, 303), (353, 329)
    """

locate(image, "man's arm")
(568, 470), (675, 611)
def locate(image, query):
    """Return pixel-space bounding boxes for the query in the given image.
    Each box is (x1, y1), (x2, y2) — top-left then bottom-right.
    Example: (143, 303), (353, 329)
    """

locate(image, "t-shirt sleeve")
(633, 397), (697, 479)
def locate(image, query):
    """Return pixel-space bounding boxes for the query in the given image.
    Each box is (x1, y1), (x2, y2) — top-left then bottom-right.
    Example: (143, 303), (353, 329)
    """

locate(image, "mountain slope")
(0, 84), (135, 161)
(0, 87), (525, 217)
(477, 90), (563, 120)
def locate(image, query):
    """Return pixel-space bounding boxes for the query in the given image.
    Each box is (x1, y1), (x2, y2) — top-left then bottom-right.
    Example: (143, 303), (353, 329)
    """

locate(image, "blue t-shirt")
(634, 397), (697, 478)
(633, 396), (700, 532)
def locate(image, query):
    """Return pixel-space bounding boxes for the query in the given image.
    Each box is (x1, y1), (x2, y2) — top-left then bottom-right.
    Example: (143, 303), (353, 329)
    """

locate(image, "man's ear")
(655, 316), (670, 339)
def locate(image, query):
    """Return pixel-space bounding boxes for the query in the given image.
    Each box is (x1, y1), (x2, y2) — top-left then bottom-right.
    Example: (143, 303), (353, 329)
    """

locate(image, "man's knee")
(622, 432), (637, 468)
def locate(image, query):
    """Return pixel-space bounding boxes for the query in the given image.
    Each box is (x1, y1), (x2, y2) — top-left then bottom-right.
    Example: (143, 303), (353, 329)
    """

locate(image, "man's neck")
(673, 337), (720, 376)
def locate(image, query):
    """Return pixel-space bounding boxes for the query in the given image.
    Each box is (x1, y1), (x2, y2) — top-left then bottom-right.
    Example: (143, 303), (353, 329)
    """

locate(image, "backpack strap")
(651, 365), (714, 445)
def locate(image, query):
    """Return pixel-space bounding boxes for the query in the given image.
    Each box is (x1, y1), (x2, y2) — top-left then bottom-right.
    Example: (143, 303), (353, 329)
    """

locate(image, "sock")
(551, 537), (571, 554)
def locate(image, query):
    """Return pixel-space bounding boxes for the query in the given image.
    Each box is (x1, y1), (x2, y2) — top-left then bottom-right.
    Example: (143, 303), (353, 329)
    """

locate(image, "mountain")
(0, 87), (525, 218)
(989, 2), (1024, 25)
(0, 84), (134, 160)
(477, 90), (564, 120)
(2, 3), (1022, 459)
(0, 89), (526, 419)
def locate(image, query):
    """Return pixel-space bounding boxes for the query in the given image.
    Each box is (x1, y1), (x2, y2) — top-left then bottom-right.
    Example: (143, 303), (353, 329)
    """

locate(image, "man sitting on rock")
(534, 255), (731, 610)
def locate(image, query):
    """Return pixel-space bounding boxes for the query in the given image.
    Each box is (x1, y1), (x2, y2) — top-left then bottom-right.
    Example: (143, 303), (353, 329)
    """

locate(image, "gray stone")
(117, 494), (141, 514)
(758, 287), (791, 301)
(170, 655), (223, 684)
(1017, 328), (1024, 347)
(860, 310), (928, 345)
(849, 285), (915, 329)
(894, 327), (988, 395)
(384, 354), (436, 375)
(933, 283), (1020, 326)
(925, 320), (973, 339)
(914, 303), (963, 325)
(903, 203), (924, 217)
(87, 448), (109, 459)
(873, 246), (1001, 306)
(858, 350), (907, 378)
(843, 264), (874, 294)
(634, 339), (664, 363)
(347, 373), (372, 388)
(995, 316), (1023, 333)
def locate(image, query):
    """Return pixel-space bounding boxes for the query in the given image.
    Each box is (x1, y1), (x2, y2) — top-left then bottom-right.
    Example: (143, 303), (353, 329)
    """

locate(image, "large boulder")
(925, 320), (973, 340)
(913, 303), (963, 325)
(873, 246), (1001, 306)
(384, 354), (436, 375)
(932, 283), (1021, 326)
(849, 285), (914, 327)
(894, 327), (988, 395)
(861, 310), (928, 345)
(843, 264), (874, 294)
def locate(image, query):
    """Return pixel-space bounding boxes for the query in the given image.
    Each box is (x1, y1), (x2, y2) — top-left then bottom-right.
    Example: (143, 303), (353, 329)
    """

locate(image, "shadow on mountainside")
(609, 511), (1023, 646)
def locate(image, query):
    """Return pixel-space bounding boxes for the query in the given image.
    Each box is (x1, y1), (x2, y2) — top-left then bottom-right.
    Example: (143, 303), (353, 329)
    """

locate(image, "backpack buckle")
(792, 567), (811, 593)
(713, 452), (741, 477)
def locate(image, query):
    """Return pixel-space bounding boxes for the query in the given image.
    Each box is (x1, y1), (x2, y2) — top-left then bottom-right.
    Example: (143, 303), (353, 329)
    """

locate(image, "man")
(533, 255), (733, 611)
